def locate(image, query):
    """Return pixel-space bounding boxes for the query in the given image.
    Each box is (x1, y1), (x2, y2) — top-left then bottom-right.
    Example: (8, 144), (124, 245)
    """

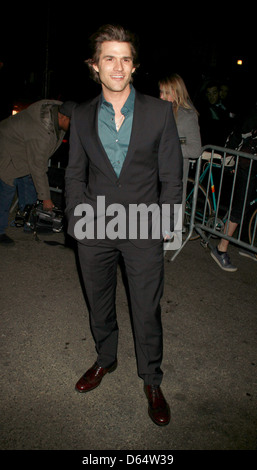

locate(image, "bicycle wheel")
(185, 177), (212, 241)
(248, 207), (257, 258)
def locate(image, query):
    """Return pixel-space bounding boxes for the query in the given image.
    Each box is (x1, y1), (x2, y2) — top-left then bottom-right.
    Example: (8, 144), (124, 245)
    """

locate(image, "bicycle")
(184, 151), (232, 240)
(184, 150), (257, 257)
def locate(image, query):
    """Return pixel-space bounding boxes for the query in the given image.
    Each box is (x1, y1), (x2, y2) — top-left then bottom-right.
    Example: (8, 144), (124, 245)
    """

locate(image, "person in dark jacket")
(198, 81), (234, 146)
(211, 105), (257, 271)
(65, 24), (183, 427)
(0, 99), (77, 244)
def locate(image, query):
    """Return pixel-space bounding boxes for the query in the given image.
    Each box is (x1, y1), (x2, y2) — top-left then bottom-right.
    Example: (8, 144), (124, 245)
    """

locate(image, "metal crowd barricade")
(170, 145), (257, 261)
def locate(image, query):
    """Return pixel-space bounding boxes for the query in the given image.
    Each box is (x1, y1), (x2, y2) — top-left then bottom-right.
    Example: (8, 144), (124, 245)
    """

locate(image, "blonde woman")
(159, 74), (202, 219)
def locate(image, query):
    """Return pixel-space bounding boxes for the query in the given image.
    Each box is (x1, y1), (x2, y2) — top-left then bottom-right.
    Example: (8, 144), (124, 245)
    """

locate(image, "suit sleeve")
(158, 103), (183, 233)
(65, 111), (88, 230)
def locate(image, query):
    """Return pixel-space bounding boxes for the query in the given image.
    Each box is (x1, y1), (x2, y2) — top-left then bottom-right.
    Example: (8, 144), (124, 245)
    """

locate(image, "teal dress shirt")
(98, 86), (135, 177)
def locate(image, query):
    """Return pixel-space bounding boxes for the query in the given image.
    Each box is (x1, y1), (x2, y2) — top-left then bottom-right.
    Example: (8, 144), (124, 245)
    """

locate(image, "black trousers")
(77, 239), (164, 385)
(230, 165), (257, 225)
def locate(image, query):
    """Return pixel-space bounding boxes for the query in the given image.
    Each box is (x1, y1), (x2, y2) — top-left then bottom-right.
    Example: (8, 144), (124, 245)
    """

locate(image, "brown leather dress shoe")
(75, 361), (117, 393)
(144, 385), (170, 426)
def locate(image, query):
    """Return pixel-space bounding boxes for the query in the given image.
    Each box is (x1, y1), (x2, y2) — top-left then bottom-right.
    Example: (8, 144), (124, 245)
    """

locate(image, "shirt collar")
(100, 85), (135, 115)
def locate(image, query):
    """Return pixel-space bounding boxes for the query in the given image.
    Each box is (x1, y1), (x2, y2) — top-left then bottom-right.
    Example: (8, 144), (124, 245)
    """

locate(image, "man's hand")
(43, 199), (55, 211)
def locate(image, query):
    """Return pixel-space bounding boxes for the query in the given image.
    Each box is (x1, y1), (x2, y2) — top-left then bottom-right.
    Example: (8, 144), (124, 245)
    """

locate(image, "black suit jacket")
(65, 90), (183, 247)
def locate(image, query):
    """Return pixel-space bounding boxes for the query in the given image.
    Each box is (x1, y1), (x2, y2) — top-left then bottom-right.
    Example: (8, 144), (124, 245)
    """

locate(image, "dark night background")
(1, 2), (256, 116)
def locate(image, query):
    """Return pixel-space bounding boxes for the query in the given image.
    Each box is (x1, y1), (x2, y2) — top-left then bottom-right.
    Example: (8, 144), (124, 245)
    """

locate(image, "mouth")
(111, 75), (125, 80)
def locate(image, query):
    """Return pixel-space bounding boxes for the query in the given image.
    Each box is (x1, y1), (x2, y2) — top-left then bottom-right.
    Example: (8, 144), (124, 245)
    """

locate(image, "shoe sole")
(239, 251), (257, 261)
(75, 361), (117, 393)
(210, 251), (238, 272)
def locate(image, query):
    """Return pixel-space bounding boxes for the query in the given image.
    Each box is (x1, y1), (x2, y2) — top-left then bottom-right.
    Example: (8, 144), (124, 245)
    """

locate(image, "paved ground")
(1, 223), (257, 452)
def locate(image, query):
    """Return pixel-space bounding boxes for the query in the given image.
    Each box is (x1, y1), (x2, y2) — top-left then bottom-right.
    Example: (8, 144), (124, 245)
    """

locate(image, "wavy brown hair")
(85, 24), (140, 83)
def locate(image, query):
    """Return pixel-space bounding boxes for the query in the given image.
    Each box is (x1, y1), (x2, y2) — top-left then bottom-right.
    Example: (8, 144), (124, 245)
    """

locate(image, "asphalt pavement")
(1, 223), (257, 453)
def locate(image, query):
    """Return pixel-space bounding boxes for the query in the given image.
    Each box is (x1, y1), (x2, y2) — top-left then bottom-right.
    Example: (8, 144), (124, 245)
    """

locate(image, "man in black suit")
(65, 24), (183, 426)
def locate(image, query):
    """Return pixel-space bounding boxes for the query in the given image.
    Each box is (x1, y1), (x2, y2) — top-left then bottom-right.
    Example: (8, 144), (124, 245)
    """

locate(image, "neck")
(102, 85), (131, 114)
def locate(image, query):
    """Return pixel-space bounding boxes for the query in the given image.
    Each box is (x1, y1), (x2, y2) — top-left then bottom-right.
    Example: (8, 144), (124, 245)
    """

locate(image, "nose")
(114, 59), (123, 71)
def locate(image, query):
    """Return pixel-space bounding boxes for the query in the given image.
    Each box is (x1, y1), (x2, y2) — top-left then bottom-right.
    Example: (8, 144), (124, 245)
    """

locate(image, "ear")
(92, 63), (99, 73)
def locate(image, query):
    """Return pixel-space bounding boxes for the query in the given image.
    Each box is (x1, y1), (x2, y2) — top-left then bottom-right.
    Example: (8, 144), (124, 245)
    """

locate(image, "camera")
(15, 201), (63, 233)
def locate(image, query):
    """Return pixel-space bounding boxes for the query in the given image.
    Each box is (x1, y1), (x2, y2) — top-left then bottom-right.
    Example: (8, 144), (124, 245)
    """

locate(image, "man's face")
(93, 41), (135, 95)
(206, 86), (219, 105)
(220, 85), (228, 100)
(58, 114), (70, 132)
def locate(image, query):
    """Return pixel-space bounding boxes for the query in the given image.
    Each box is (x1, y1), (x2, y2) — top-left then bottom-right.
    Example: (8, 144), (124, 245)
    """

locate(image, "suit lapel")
(88, 97), (118, 182)
(118, 92), (143, 178)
